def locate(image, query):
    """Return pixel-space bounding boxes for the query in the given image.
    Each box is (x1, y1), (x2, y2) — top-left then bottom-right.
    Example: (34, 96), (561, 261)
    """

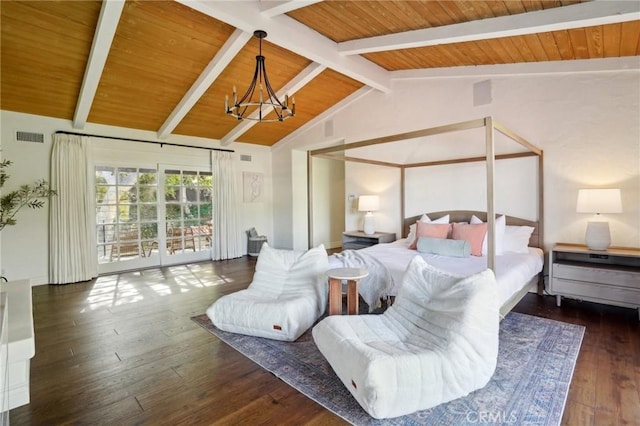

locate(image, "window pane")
(182, 171), (198, 187)
(139, 205), (157, 221)
(96, 185), (110, 205)
(184, 213), (199, 227)
(140, 223), (158, 240)
(165, 170), (180, 183)
(165, 186), (180, 202)
(199, 188), (212, 203)
(198, 172), (212, 182)
(185, 187), (198, 202)
(138, 170), (157, 185)
(97, 224), (116, 244)
(117, 168), (137, 184)
(115, 242), (141, 259)
(167, 223), (183, 254)
(97, 245), (112, 264)
(118, 205), (134, 222)
(167, 220), (182, 232)
(138, 187), (157, 202)
(119, 226), (139, 241)
(165, 204), (183, 221)
(196, 203), (211, 219)
(118, 186), (135, 204)
(96, 205), (117, 224)
(97, 186), (117, 205)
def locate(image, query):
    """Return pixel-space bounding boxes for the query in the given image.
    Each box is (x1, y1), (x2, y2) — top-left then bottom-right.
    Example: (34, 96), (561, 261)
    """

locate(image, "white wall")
(345, 163), (402, 237)
(0, 111), (273, 285)
(278, 69), (640, 250)
(402, 156), (539, 224)
(291, 150), (310, 251)
(271, 148), (293, 249)
(311, 157), (344, 249)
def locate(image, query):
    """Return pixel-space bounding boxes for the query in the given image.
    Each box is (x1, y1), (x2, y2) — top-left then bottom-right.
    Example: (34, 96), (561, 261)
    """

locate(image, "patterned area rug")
(192, 312), (584, 425)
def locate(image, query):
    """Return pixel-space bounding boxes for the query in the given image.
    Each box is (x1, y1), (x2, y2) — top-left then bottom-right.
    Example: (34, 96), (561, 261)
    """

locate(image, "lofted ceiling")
(1, 0), (639, 147)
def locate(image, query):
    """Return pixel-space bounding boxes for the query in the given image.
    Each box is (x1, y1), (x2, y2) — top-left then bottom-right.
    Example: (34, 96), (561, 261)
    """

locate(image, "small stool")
(327, 268), (368, 315)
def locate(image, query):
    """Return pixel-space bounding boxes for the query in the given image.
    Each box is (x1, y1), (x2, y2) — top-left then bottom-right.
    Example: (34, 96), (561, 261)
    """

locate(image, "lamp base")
(585, 221), (611, 251)
(363, 212), (376, 235)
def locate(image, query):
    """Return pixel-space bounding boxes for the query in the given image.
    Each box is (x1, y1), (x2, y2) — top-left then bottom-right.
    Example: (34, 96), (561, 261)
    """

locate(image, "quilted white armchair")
(207, 243), (329, 342)
(313, 255), (500, 419)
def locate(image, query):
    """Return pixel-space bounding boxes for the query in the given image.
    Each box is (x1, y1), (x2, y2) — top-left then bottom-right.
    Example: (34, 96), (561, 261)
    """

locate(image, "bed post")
(485, 117), (496, 272)
(307, 151), (313, 250)
(538, 152), (545, 295)
(400, 167), (406, 238)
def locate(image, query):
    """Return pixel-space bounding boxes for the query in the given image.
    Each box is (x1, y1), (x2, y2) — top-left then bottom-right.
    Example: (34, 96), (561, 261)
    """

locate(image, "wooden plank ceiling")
(1, 0), (639, 147)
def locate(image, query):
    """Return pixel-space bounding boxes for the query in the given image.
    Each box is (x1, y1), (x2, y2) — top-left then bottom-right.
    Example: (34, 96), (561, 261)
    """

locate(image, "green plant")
(0, 159), (57, 231)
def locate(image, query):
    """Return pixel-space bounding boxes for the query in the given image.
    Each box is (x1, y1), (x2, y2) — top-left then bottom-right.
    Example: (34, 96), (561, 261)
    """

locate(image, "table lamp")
(576, 188), (622, 250)
(358, 195), (379, 235)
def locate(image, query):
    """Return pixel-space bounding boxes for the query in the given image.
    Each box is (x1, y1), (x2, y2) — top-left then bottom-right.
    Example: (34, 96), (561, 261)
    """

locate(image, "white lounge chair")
(312, 255), (500, 419)
(207, 243), (328, 342)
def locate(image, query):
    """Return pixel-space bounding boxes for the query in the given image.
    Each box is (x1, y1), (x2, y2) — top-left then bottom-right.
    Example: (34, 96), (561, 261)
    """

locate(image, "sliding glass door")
(95, 164), (213, 273)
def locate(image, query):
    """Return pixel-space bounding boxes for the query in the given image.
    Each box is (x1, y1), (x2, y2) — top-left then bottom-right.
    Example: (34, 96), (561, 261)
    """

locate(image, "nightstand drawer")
(342, 231), (396, 250)
(343, 242), (371, 250)
(551, 278), (640, 305)
(554, 263), (640, 289)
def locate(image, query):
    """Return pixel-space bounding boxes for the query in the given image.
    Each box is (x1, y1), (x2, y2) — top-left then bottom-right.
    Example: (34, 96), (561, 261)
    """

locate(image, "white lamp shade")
(358, 195), (379, 212)
(576, 189), (622, 214)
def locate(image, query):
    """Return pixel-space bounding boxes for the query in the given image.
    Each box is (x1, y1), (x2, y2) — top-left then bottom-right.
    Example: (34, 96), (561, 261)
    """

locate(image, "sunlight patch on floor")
(149, 282), (173, 296)
(85, 268), (236, 310)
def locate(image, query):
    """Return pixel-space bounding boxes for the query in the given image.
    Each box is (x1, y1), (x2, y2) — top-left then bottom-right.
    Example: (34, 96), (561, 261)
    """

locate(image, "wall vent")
(16, 131), (45, 143)
(240, 154), (252, 162)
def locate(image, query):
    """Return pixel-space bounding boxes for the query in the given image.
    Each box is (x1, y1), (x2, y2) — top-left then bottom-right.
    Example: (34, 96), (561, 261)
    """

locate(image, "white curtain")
(49, 134), (97, 284)
(211, 151), (243, 260)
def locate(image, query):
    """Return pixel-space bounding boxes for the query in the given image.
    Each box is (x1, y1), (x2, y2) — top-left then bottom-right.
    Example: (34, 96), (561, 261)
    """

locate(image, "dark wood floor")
(9, 256), (640, 425)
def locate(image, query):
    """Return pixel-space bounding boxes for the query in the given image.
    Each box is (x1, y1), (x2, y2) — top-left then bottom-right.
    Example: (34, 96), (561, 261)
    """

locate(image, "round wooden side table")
(326, 268), (368, 315)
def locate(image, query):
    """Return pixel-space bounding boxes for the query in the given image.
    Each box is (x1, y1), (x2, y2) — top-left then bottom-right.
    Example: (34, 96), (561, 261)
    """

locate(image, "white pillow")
(470, 214), (505, 256)
(407, 214), (450, 244)
(503, 225), (535, 253)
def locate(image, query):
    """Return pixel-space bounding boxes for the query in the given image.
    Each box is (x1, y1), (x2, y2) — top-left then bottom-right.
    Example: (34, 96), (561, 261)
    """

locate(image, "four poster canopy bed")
(307, 116), (545, 317)
(206, 116), (546, 419)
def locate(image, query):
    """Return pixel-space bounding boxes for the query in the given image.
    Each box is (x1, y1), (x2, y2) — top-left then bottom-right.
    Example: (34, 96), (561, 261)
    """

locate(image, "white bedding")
(328, 238), (543, 308)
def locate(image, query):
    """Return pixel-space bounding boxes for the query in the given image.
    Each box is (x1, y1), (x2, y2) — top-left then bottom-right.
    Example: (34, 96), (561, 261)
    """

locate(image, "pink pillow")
(451, 223), (488, 256)
(409, 222), (451, 250)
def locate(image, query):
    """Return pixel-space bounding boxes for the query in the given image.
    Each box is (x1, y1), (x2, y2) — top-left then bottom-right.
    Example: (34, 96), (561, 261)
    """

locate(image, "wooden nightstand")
(342, 231), (396, 250)
(549, 243), (640, 319)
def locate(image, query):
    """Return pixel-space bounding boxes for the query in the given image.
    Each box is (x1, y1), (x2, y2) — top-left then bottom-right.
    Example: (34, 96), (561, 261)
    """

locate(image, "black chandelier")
(225, 30), (295, 122)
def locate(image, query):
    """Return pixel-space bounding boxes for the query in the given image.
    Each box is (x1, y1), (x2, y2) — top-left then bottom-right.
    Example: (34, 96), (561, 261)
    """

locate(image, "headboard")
(402, 210), (542, 249)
